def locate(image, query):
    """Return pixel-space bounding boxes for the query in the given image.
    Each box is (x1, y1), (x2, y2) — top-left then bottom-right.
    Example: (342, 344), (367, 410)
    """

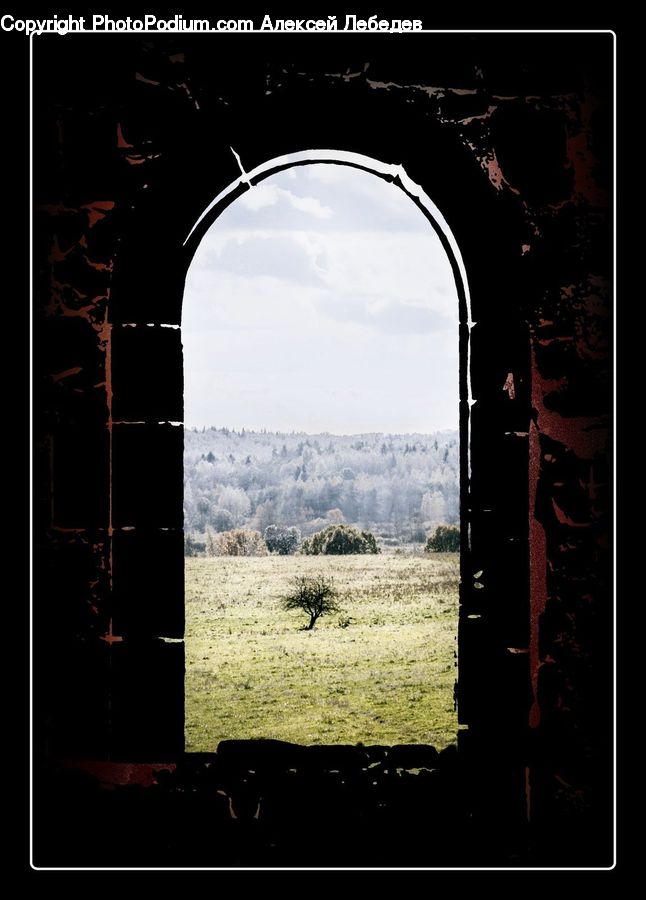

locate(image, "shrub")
(264, 524), (301, 555)
(301, 524), (380, 555)
(213, 529), (268, 556)
(184, 534), (205, 557)
(425, 525), (460, 553)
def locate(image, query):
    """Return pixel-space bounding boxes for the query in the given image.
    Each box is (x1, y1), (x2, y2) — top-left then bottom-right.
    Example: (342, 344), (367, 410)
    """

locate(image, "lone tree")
(281, 575), (340, 630)
(425, 525), (460, 553)
(301, 524), (380, 555)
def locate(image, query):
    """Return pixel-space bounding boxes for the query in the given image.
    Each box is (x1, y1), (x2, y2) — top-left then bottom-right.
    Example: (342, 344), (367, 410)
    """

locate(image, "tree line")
(185, 522), (460, 558)
(184, 427), (459, 547)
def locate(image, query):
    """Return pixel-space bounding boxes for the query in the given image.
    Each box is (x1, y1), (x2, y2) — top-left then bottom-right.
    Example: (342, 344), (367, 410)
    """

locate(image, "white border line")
(29, 28), (617, 872)
(612, 25), (617, 873)
(29, 31), (35, 872)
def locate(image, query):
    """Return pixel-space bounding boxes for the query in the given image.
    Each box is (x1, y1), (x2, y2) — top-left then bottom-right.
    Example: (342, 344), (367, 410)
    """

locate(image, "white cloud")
(237, 184), (279, 211)
(183, 164), (459, 433)
(287, 192), (332, 218)
(238, 183), (332, 219)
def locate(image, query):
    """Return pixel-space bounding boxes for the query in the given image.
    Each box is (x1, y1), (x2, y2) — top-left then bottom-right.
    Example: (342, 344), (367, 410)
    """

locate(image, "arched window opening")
(182, 154), (468, 751)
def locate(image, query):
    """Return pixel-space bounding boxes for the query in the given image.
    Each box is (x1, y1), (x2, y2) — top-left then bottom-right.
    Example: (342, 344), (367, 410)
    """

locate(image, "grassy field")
(185, 553), (459, 751)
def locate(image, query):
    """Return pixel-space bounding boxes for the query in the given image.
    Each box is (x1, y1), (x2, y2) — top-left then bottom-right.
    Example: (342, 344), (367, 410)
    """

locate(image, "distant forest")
(184, 427), (459, 547)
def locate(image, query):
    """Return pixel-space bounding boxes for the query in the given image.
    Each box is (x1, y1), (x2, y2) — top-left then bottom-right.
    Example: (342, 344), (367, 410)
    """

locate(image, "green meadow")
(185, 553), (459, 750)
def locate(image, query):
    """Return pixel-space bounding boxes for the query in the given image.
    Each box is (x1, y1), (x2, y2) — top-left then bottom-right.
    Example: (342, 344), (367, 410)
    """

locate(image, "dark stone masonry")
(34, 33), (612, 867)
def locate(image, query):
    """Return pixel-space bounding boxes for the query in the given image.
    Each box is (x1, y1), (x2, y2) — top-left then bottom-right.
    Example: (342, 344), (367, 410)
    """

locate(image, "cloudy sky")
(182, 163), (459, 434)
